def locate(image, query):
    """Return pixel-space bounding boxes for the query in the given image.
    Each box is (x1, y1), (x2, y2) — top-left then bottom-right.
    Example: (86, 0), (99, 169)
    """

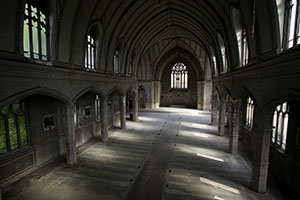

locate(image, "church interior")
(0, 0), (300, 199)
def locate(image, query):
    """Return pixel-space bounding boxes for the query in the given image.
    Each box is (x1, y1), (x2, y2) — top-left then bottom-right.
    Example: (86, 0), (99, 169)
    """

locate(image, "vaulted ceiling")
(55, 0), (278, 79)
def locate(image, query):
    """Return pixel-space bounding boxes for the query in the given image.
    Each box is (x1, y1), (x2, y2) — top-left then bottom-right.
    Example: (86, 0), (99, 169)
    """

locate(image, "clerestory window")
(85, 34), (95, 70)
(232, 8), (249, 66)
(217, 33), (228, 73)
(276, 0), (300, 49)
(170, 62), (188, 89)
(114, 50), (119, 74)
(23, 1), (48, 60)
(272, 102), (289, 150)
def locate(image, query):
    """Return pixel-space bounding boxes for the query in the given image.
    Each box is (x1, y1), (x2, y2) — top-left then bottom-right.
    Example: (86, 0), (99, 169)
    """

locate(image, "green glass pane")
(40, 12), (46, 25)
(19, 115), (28, 147)
(25, 4), (29, 16)
(0, 118), (7, 154)
(8, 115), (18, 150)
(32, 25), (39, 58)
(1, 106), (10, 116)
(31, 6), (37, 19)
(12, 103), (19, 113)
(41, 29), (47, 60)
(23, 20), (30, 58)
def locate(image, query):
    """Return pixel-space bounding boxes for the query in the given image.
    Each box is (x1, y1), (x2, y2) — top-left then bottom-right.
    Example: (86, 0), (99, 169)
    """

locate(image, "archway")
(0, 90), (76, 185)
(138, 86), (147, 109)
(160, 61), (197, 108)
(107, 90), (123, 129)
(73, 91), (103, 146)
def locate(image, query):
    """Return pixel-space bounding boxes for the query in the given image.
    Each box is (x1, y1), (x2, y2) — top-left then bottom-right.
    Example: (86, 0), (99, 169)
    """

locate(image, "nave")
(2, 108), (293, 200)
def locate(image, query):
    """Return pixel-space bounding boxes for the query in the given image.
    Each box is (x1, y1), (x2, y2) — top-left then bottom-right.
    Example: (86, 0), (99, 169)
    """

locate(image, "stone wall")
(160, 64), (197, 108)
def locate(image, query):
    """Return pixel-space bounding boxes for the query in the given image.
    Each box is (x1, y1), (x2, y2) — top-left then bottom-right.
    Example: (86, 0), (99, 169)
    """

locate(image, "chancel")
(0, 0), (300, 199)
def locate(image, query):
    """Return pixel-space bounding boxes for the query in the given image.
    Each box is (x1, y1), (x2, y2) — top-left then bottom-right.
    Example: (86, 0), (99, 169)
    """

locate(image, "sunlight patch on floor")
(200, 177), (241, 195)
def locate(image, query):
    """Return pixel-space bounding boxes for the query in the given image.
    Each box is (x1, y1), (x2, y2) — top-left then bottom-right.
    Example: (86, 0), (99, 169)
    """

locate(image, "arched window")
(0, 102), (28, 155)
(114, 50), (119, 74)
(170, 62), (188, 89)
(232, 8), (249, 66)
(23, 0), (48, 60)
(272, 102), (289, 150)
(276, 0), (300, 49)
(245, 96), (254, 129)
(85, 33), (96, 70)
(217, 33), (228, 73)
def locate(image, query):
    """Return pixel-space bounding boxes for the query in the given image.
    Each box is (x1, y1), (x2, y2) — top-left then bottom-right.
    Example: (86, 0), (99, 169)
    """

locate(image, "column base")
(66, 142), (77, 165)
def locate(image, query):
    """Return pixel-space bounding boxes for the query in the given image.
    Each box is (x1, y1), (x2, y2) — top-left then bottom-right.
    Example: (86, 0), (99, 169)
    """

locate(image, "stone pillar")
(228, 100), (241, 154)
(151, 81), (161, 108)
(218, 100), (226, 136)
(251, 113), (272, 193)
(120, 95), (126, 129)
(65, 104), (77, 165)
(132, 92), (139, 121)
(101, 97), (109, 142)
(211, 110), (218, 126)
(197, 81), (204, 110)
(211, 94), (218, 126)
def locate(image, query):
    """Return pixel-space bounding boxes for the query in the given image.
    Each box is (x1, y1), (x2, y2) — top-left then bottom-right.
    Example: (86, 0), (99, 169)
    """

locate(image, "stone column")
(251, 113), (272, 193)
(151, 81), (161, 108)
(197, 81), (204, 110)
(218, 100), (226, 136)
(65, 104), (77, 165)
(211, 94), (219, 126)
(228, 100), (241, 154)
(101, 97), (109, 142)
(120, 95), (126, 129)
(132, 91), (139, 121)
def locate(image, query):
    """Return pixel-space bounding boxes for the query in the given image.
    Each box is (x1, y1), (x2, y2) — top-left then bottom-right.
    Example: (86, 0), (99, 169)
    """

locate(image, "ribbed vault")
(56, 0), (276, 79)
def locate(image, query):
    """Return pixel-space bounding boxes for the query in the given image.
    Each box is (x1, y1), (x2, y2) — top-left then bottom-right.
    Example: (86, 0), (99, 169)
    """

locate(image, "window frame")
(272, 102), (289, 151)
(282, 0), (300, 49)
(114, 50), (120, 74)
(85, 34), (96, 70)
(0, 102), (29, 155)
(245, 96), (254, 130)
(170, 62), (188, 89)
(23, 1), (49, 61)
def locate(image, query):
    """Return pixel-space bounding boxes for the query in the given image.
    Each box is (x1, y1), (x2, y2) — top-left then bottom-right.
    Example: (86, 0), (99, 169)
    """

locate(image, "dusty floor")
(2, 108), (298, 200)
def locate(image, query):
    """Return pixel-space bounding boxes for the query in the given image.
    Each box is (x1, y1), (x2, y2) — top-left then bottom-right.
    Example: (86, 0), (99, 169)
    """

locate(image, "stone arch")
(106, 86), (124, 98)
(211, 87), (221, 125)
(250, 88), (300, 193)
(232, 87), (257, 131)
(0, 87), (77, 173)
(72, 87), (105, 144)
(261, 89), (300, 113)
(73, 87), (105, 103)
(107, 87), (124, 129)
(0, 87), (71, 108)
(153, 47), (202, 81)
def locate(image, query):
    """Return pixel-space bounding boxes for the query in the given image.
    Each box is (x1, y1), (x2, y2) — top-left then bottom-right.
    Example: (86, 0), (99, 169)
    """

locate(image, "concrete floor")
(2, 108), (296, 200)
